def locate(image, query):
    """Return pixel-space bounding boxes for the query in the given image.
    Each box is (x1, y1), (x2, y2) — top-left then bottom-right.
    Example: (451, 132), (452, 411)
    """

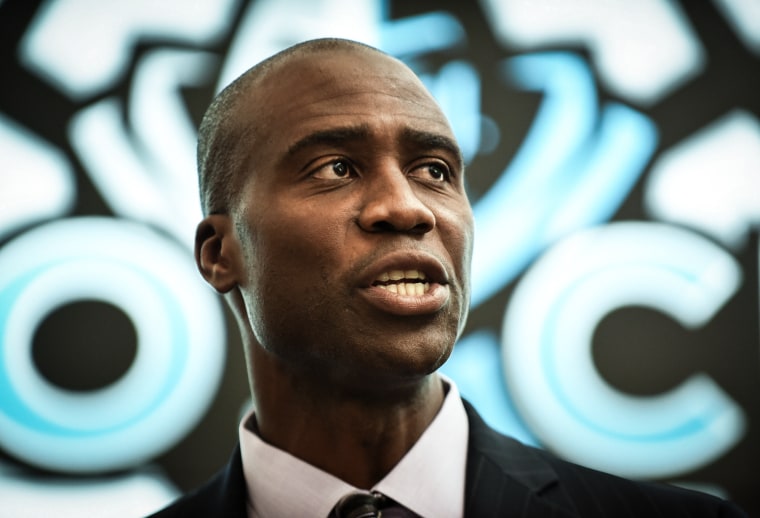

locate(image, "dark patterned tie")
(330, 490), (418, 518)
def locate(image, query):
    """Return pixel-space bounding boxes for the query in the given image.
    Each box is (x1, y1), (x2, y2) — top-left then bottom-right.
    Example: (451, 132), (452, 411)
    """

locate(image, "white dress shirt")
(239, 376), (469, 517)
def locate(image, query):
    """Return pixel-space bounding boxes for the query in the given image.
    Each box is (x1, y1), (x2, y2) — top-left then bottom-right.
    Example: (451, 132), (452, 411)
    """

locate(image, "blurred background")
(1, 0), (758, 516)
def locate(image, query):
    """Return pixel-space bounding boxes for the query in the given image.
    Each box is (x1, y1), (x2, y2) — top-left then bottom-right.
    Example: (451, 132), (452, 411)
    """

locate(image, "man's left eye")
(415, 163), (449, 182)
(310, 159), (354, 180)
(331, 160), (350, 177)
(423, 164), (449, 182)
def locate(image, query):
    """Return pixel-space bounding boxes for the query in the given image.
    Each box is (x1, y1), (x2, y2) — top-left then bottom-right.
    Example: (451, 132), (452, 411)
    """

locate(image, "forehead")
(235, 49), (457, 162)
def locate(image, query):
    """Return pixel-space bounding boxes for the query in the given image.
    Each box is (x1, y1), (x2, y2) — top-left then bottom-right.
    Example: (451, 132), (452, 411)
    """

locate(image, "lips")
(359, 253), (450, 316)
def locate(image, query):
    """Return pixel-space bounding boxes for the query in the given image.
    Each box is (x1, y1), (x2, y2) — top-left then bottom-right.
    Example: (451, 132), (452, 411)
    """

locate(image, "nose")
(357, 170), (435, 234)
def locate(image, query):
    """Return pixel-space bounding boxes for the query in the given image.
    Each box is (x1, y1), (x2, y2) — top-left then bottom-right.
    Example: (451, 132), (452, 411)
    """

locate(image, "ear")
(195, 214), (242, 293)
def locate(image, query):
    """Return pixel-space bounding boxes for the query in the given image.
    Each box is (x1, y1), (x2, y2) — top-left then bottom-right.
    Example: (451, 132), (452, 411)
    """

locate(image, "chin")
(373, 332), (454, 377)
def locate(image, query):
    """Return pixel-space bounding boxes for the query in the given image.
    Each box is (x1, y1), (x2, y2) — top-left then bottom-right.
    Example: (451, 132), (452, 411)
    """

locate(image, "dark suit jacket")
(149, 400), (747, 517)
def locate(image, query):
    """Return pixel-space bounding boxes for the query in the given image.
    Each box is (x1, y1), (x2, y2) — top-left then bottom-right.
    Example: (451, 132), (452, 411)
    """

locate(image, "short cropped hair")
(196, 38), (382, 216)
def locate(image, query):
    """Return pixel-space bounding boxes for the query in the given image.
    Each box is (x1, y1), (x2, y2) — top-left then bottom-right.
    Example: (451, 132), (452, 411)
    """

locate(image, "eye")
(311, 159), (354, 180)
(427, 164), (447, 181)
(331, 160), (349, 177)
(411, 162), (451, 182)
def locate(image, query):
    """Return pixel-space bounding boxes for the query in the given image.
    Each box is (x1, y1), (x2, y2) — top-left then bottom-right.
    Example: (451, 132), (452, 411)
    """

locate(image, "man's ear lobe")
(195, 215), (242, 293)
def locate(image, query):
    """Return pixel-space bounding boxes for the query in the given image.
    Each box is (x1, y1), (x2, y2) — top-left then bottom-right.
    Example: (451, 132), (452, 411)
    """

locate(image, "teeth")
(389, 270), (404, 281)
(374, 269), (430, 295)
(378, 282), (430, 295)
(376, 269), (426, 283)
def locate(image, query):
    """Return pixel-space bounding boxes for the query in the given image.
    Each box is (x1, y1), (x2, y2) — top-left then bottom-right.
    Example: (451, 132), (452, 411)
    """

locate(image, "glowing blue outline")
(540, 262), (725, 442)
(0, 256), (188, 437)
(442, 330), (540, 446)
(471, 53), (658, 308)
(380, 10), (465, 58)
(420, 60), (481, 163)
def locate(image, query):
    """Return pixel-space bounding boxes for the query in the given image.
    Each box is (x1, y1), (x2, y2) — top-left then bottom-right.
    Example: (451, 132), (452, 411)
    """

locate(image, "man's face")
(230, 49), (473, 387)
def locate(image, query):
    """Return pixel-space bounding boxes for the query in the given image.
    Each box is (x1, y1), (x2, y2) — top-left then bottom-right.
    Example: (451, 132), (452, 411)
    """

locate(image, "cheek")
(243, 214), (349, 317)
(440, 205), (474, 266)
(438, 205), (473, 317)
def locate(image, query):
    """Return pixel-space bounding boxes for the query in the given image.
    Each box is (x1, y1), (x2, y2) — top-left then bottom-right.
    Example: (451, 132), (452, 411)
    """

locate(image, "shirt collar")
(239, 375), (468, 518)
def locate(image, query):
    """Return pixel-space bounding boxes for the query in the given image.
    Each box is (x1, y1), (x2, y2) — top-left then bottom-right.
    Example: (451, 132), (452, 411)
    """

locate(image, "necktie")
(330, 490), (418, 518)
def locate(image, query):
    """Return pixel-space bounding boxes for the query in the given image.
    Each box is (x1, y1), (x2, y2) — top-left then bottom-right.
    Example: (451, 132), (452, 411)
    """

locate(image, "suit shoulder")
(145, 445), (247, 517)
(146, 470), (226, 518)
(530, 445), (747, 517)
(463, 402), (746, 517)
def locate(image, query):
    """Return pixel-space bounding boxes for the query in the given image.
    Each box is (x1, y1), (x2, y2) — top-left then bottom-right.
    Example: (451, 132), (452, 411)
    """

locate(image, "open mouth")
(372, 269), (430, 296)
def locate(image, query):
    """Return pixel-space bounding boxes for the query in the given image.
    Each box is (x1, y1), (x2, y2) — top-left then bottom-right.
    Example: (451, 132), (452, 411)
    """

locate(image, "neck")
(249, 344), (445, 489)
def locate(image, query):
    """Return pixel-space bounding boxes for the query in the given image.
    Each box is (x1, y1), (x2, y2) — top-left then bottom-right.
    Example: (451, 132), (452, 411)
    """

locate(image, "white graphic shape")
(0, 114), (75, 240)
(217, 0), (382, 91)
(645, 110), (760, 250)
(69, 48), (212, 252)
(0, 218), (225, 473)
(479, 0), (704, 105)
(503, 222), (745, 478)
(0, 464), (179, 518)
(19, 0), (238, 99)
(70, 100), (176, 240)
(713, 0), (760, 54)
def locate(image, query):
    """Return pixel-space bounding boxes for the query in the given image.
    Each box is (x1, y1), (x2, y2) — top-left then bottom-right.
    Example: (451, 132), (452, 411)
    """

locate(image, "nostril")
(371, 220), (396, 232)
(410, 221), (433, 234)
(368, 219), (433, 234)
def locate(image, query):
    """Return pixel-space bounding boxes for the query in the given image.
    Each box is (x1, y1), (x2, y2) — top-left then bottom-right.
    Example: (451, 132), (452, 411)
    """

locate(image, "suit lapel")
(201, 444), (249, 518)
(463, 400), (579, 517)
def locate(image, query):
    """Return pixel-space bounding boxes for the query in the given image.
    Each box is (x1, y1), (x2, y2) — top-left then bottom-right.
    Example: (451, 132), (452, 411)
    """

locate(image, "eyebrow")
(401, 127), (464, 171)
(284, 125), (465, 171)
(286, 125), (371, 159)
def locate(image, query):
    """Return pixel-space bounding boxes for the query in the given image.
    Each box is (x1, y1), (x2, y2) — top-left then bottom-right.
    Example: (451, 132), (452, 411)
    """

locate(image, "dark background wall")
(1, 0), (758, 516)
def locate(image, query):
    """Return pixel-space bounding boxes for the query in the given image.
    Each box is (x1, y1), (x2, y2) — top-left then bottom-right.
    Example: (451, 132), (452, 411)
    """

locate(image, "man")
(150, 38), (746, 517)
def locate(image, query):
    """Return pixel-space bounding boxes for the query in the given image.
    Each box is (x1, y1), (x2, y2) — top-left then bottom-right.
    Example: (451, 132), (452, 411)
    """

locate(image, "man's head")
(195, 38), (474, 395)
(197, 39), (383, 217)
